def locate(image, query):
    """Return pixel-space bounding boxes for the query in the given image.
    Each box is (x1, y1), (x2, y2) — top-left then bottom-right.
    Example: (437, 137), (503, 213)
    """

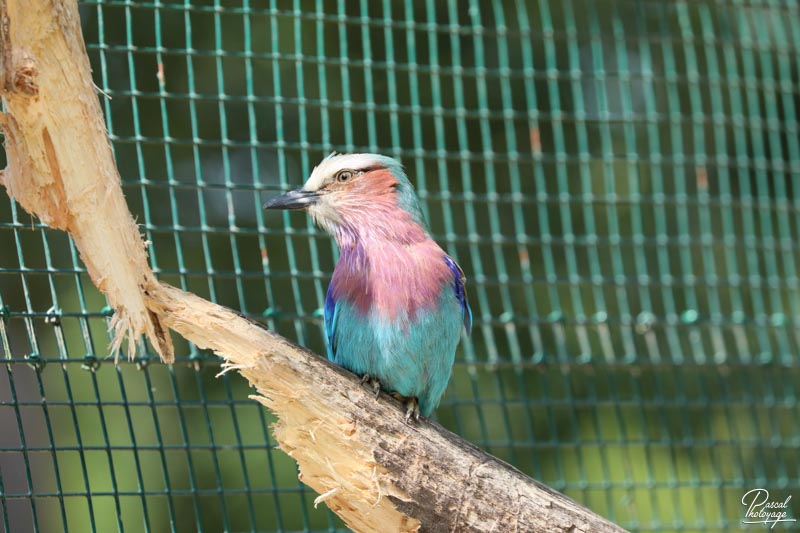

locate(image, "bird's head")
(264, 153), (426, 240)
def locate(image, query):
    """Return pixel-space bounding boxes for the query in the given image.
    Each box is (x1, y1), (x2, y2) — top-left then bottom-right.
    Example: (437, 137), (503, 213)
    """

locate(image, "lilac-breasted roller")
(264, 153), (471, 421)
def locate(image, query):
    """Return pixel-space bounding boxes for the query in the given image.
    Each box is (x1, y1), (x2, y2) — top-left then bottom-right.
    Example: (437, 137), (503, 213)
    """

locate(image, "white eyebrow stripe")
(303, 153), (388, 191)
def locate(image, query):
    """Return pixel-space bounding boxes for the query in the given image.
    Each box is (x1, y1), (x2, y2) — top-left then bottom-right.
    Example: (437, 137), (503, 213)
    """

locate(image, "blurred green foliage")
(1, 1), (799, 532)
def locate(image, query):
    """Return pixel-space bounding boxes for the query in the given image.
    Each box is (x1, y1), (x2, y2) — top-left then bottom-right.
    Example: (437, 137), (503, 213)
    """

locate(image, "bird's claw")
(360, 374), (381, 399)
(403, 396), (420, 425)
(390, 392), (419, 423)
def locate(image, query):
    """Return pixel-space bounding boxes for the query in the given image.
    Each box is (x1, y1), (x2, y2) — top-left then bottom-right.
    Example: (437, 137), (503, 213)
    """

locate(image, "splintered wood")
(144, 284), (626, 533)
(0, 0), (172, 361)
(144, 285), (422, 532)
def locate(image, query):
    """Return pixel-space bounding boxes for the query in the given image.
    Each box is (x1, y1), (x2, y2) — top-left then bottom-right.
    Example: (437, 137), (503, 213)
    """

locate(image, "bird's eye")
(336, 170), (354, 183)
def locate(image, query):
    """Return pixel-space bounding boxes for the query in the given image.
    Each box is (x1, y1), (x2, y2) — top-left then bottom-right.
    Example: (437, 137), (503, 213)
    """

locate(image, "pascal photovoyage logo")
(741, 488), (796, 528)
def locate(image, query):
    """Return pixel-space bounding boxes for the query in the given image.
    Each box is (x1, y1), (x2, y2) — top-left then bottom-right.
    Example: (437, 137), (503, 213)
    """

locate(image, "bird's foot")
(404, 397), (420, 424)
(359, 374), (381, 399)
(390, 393), (420, 424)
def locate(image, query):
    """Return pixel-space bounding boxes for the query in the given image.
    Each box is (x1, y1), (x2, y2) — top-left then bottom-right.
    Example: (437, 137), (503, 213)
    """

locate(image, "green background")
(1, 1), (799, 531)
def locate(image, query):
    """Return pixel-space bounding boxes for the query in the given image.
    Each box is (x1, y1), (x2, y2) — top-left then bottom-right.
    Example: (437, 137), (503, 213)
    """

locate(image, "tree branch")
(145, 282), (627, 533)
(0, 0), (173, 361)
(0, 1), (627, 532)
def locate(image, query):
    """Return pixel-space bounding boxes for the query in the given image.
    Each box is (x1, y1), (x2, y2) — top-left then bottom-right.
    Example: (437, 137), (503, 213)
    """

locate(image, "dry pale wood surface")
(0, 0), (172, 361)
(0, 1), (628, 532)
(146, 283), (628, 533)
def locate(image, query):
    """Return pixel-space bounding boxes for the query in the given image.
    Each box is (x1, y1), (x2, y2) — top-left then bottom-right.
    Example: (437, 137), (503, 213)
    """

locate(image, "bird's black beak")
(263, 188), (319, 210)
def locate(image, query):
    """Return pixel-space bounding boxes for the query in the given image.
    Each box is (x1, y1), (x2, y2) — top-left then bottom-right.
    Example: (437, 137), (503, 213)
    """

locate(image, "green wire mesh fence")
(1, 0), (799, 531)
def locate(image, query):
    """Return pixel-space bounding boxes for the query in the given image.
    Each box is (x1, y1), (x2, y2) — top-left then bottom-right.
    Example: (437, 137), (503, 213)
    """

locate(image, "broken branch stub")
(0, 0), (173, 361)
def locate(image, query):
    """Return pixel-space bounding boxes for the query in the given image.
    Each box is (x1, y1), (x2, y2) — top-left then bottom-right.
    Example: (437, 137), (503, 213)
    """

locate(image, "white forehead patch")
(303, 153), (386, 192)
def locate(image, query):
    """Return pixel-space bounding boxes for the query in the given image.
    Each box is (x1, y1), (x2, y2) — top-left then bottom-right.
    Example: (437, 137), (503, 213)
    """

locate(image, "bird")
(264, 153), (471, 422)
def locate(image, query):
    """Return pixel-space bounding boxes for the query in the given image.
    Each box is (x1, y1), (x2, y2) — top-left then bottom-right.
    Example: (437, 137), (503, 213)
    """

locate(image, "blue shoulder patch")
(444, 255), (472, 335)
(324, 283), (339, 361)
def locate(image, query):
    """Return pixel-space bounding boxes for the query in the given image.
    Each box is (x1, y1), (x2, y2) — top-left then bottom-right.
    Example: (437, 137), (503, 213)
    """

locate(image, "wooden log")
(145, 282), (627, 533)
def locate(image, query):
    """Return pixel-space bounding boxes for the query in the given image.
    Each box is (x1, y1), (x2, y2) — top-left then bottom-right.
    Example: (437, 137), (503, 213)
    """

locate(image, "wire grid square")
(0, 0), (799, 531)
